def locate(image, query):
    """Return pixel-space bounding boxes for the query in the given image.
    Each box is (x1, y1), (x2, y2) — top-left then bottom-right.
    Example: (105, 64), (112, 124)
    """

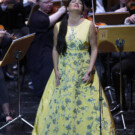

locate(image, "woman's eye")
(72, 0), (76, 3)
(79, 1), (82, 4)
(71, 0), (82, 5)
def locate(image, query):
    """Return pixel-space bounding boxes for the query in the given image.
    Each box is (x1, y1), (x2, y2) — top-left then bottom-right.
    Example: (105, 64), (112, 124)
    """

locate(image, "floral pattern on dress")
(32, 19), (116, 135)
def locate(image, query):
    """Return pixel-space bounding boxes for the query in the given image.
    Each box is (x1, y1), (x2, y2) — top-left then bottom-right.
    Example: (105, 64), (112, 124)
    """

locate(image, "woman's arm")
(83, 21), (98, 83)
(88, 22), (98, 73)
(53, 24), (61, 86)
(49, 6), (66, 27)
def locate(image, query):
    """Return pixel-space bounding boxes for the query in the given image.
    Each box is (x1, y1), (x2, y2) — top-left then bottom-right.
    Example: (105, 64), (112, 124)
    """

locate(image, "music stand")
(89, 11), (130, 25)
(0, 33), (35, 130)
(97, 24), (135, 130)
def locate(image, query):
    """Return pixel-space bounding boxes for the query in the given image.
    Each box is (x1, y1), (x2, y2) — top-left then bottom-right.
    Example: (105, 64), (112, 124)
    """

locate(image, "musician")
(83, 0), (107, 15)
(111, 0), (135, 14)
(0, 30), (13, 122)
(114, 0), (129, 12)
(95, 0), (107, 13)
(26, 0), (66, 97)
(124, 13), (135, 24)
(111, 12), (135, 112)
(0, 0), (29, 37)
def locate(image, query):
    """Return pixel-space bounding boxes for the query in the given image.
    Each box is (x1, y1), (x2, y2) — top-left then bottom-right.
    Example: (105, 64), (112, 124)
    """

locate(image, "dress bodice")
(57, 19), (92, 53)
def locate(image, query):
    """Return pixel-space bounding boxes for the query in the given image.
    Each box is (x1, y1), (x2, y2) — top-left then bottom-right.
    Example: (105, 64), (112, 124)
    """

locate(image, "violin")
(49, 5), (60, 15)
(0, 24), (16, 39)
(50, 0), (66, 15)
(87, 16), (106, 27)
(127, 0), (135, 11)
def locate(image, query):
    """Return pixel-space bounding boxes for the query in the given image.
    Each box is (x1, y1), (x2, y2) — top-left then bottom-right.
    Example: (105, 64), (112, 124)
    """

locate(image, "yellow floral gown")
(32, 19), (116, 135)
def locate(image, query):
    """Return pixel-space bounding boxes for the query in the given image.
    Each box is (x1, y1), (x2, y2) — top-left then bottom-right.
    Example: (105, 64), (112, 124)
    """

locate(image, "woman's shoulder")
(32, 10), (48, 17)
(81, 19), (92, 27)
(84, 19), (92, 24)
(31, 10), (49, 24)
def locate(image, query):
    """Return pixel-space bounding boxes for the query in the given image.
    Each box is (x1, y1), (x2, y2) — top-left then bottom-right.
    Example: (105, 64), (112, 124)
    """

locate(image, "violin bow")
(91, 0), (96, 25)
(61, 0), (64, 6)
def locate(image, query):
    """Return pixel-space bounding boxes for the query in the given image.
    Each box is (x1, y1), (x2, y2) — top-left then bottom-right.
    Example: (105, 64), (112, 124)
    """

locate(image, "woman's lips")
(74, 4), (79, 8)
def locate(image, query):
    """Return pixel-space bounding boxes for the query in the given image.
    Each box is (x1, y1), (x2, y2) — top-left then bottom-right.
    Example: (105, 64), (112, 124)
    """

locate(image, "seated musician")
(0, 0), (29, 37)
(111, 1), (135, 112)
(83, 0), (107, 17)
(95, 0), (107, 13)
(112, 0), (135, 15)
(124, 13), (135, 24)
(114, 0), (129, 12)
(0, 30), (14, 122)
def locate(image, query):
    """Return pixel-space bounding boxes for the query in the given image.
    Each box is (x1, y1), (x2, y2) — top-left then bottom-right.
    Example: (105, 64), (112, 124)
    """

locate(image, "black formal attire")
(111, 53), (135, 109)
(102, 0), (107, 11)
(26, 10), (53, 97)
(0, 36), (12, 106)
(0, 2), (26, 30)
(0, 2), (29, 38)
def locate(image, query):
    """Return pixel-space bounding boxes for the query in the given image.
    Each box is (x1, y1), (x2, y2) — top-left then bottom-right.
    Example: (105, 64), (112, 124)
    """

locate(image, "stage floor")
(0, 69), (135, 135)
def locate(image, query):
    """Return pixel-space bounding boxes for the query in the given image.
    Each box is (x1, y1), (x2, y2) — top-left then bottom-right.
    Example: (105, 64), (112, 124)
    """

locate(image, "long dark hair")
(56, 0), (84, 56)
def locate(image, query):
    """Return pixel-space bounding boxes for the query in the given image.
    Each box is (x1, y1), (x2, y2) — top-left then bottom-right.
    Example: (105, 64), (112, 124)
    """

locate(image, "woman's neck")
(68, 13), (82, 26)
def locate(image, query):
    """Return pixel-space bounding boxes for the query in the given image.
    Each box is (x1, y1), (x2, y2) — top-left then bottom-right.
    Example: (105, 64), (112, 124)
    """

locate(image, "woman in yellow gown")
(32, 0), (117, 134)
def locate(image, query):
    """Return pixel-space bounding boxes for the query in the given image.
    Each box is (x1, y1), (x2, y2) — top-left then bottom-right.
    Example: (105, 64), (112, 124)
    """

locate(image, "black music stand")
(91, 12), (130, 105)
(0, 33), (35, 130)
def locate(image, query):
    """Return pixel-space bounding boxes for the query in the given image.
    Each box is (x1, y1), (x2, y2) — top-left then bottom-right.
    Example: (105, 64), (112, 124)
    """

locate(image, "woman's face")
(68, 0), (83, 13)
(39, 0), (53, 14)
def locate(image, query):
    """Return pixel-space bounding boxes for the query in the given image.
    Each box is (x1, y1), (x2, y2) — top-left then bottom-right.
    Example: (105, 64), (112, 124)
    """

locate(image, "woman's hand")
(0, 30), (6, 38)
(55, 70), (61, 86)
(125, 14), (135, 24)
(82, 71), (91, 83)
(58, 6), (66, 15)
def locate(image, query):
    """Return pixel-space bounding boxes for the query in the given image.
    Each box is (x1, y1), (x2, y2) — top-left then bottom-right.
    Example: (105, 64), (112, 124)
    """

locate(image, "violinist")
(0, 30), (14, 122)
(26, 0), (66, 98)
(0, 0), (31, 38)
(0, 0), (11, 30)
